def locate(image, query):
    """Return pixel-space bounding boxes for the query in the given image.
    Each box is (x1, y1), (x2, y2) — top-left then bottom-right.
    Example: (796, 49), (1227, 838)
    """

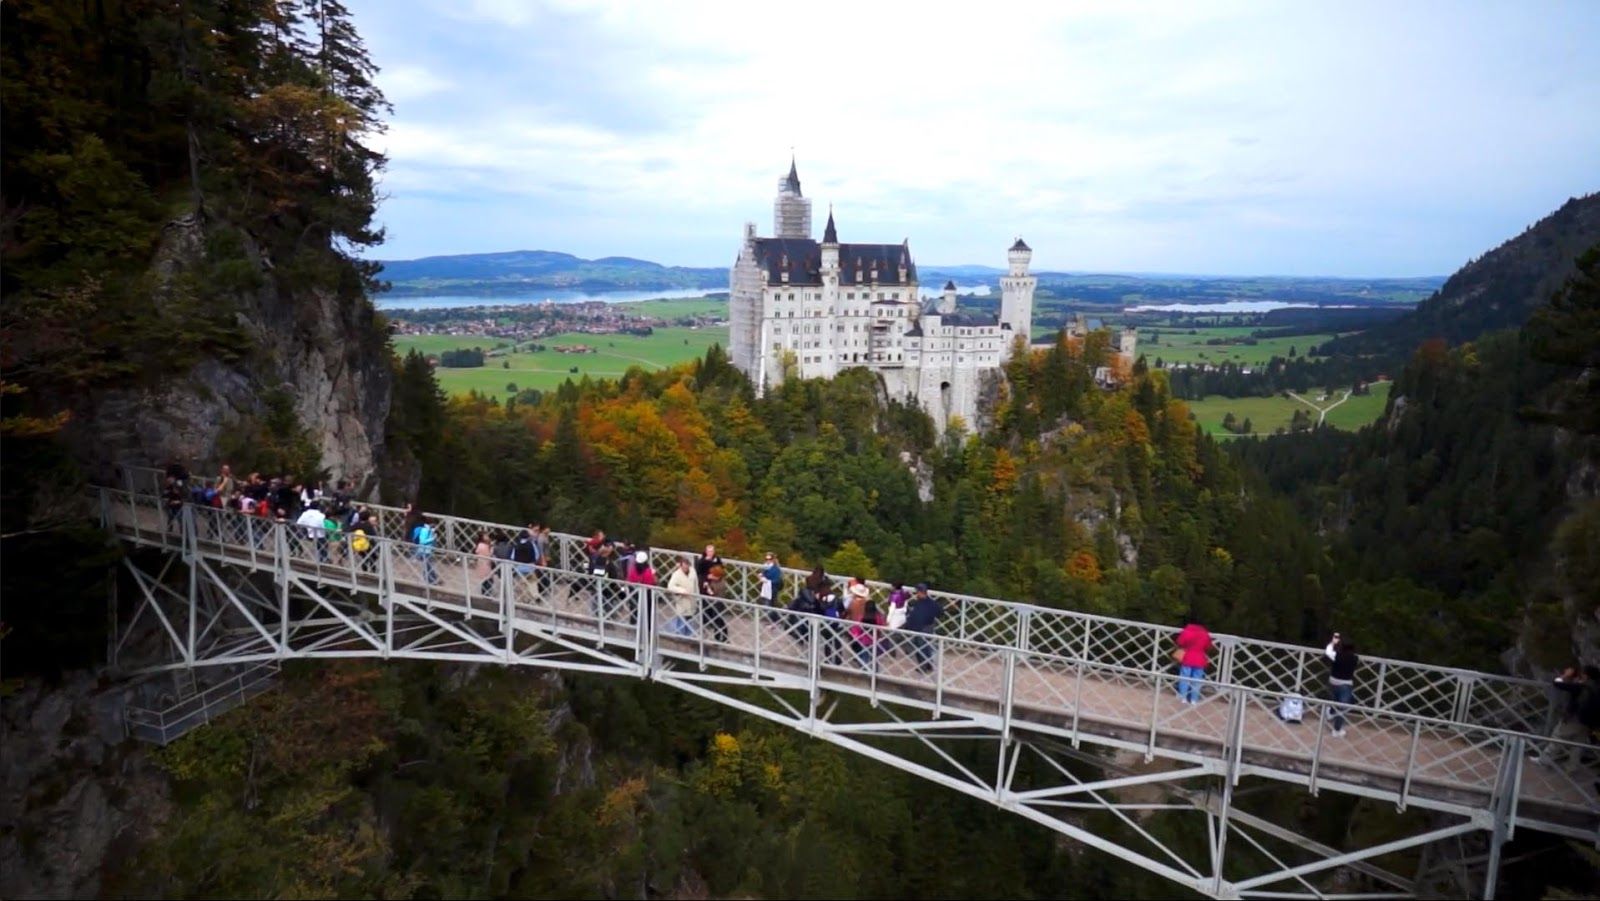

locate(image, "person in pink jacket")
(1174, 616), (1214, 704)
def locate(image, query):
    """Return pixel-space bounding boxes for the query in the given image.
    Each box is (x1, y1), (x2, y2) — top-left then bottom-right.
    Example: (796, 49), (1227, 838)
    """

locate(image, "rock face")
(0, 672), (171, 900)
(63, 214), (392, 493)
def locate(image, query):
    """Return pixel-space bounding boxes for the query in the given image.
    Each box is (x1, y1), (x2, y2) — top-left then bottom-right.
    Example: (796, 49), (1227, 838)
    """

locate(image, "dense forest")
(3, 1), (1598, 899)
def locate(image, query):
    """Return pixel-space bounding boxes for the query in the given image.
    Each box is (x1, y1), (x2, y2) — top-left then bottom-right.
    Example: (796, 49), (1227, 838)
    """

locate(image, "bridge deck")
(101, 488), (1600, 842)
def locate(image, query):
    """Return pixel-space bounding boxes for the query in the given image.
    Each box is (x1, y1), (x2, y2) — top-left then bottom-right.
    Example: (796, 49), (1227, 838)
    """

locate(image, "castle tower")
(774, 157), (812, 239)
(821, 207), (839, 270)
(938, 280), (957, 314)
(1000, 237), (1037, 359)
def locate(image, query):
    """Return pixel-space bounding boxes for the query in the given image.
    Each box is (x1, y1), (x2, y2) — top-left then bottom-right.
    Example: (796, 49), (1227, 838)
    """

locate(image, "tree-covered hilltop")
(1233, 245), (1600, 669)
(1320, 193), (1600, 365)
(2, 0), (388, 391)
(386, 338), (1332, 646)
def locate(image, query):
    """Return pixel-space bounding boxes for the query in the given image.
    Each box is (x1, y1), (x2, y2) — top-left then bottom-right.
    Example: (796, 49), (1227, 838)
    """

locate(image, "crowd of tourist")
(150, 460), (1600, 753)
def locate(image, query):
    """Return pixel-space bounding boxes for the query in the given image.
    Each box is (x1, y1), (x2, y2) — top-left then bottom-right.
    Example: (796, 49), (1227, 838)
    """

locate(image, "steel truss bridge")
(98, 474), (1598, 900)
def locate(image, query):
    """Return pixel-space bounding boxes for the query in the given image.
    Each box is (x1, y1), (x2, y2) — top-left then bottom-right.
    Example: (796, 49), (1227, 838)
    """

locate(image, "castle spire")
(785, 155), (801, 195)
(823, 206), (838, 244)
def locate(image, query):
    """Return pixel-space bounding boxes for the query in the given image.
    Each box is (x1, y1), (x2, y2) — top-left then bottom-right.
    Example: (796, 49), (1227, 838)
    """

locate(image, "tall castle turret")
(999, 237), (1037, 358)
(774, 157), (812, 239)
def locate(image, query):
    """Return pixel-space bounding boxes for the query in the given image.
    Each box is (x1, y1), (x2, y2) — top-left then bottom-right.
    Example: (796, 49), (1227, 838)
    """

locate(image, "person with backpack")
(703, 565), (731, 644)
(760, 552), (783, 618)
(1173, 615), (1214, 705)
(850, 597), (885, 669)
(818, 585), (846, 665)
(162, 476), (186, 533)
(322, 507), (343, 565)
(511, 526), (538, 577)
(1324, 633), (1359, 737)
(902, 584), (943, 673)
(349, 526), (372, 562)
(695, 543), (725, 594)
(414, 518), (439, 585)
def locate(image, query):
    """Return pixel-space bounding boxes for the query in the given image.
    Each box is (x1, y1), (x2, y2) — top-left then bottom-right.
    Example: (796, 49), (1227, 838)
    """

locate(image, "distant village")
(388, 299), (724, 350)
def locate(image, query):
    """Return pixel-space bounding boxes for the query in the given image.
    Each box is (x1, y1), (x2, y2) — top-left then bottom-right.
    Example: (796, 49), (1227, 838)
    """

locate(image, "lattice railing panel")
(1226, 641), (1315, 700)
(1365, 660), (1459, 721)
(948, 598), (1022, 648)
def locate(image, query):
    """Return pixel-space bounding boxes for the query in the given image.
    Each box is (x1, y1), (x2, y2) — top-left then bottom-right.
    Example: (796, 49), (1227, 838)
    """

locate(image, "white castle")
(729, 159), (1039, 428)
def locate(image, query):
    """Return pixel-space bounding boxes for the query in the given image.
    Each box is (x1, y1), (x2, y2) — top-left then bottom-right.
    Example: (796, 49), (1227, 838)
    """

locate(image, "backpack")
(1277, 695), (1305, 724)
(350, 530), (371, 553)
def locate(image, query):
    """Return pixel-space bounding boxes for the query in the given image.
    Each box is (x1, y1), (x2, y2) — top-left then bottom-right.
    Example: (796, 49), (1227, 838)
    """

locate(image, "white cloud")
(380, 64), (454, 102)
(352, 0), (1600, 274)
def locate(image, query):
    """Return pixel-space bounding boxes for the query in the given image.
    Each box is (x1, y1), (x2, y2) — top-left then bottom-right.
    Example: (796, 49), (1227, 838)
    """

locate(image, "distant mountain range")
(376, 250), (728, 296)
(375, 249), (1445, 307)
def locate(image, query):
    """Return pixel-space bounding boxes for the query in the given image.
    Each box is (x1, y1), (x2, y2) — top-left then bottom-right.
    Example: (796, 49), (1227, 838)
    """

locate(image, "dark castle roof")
(786, 158), (801, 194)
(943, 280), (956, 291)
(1011, 237), (1030, 252)
(823, 209), (837, 243)
(749, 236), (916, 287)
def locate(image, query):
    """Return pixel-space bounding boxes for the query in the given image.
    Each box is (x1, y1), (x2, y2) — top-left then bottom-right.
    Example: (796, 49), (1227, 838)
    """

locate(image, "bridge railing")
(103, 474), (1557, 738)
(124, 661), (282, 745)
(103, 491), (1600, 825)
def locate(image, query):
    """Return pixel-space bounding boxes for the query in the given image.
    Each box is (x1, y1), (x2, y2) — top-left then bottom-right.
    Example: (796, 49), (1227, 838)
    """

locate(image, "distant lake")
(378, 284), (991, 310)
(1126, 301), (1339, 313)
(376, 288), (718, 310)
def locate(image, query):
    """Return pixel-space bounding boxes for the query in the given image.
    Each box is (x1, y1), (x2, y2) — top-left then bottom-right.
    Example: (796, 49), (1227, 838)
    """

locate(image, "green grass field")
(612, 296), (727, 319)
(394, 325), (729, 399)
(392, 334), (520, 356)
(1186, 381), (1391, 438)
(1142, 327), (1341, 367)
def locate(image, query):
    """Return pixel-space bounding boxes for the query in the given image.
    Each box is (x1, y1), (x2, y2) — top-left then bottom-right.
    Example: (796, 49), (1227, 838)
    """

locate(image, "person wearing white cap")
(625, 549), (657, 587)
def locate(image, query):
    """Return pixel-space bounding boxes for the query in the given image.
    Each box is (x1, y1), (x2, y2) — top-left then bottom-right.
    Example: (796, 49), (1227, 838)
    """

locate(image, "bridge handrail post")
(807, 616), (821, 723)
(1145, 667), (1162, 760)
(1307, 697), (1328, 795)
(181, 503), (196, 561)
(1453, 675), (1475, 723)
(1217, 637), (1236, 688)
(1398, 717), (1423, 811)
(502, 559), (514, 663)
(751, 592), (762, 678)
(1000, 646), (1017, 746)
(1373, 661), (1389, 710)
(381, 540), (394, 658)
(275, 522), (290, 656)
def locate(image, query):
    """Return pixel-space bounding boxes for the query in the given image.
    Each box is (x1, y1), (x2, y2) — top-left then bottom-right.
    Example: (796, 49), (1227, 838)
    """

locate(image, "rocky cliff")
(62, 214), (393, 492)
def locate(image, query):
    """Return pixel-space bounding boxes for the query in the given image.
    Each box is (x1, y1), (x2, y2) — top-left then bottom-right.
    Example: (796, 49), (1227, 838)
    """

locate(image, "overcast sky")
(349, 0), (1599, 276)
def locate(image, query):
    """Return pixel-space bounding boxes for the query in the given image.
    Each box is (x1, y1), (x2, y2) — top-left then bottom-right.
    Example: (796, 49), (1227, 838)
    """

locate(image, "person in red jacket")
(1174, 616), (1213, 704)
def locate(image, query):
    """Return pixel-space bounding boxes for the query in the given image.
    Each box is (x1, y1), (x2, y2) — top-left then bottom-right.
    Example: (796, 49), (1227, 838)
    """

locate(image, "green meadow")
(1141, 327), (1343, 367)
(393, 325), (729, 399)
(1185, 381), (1391, 438)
